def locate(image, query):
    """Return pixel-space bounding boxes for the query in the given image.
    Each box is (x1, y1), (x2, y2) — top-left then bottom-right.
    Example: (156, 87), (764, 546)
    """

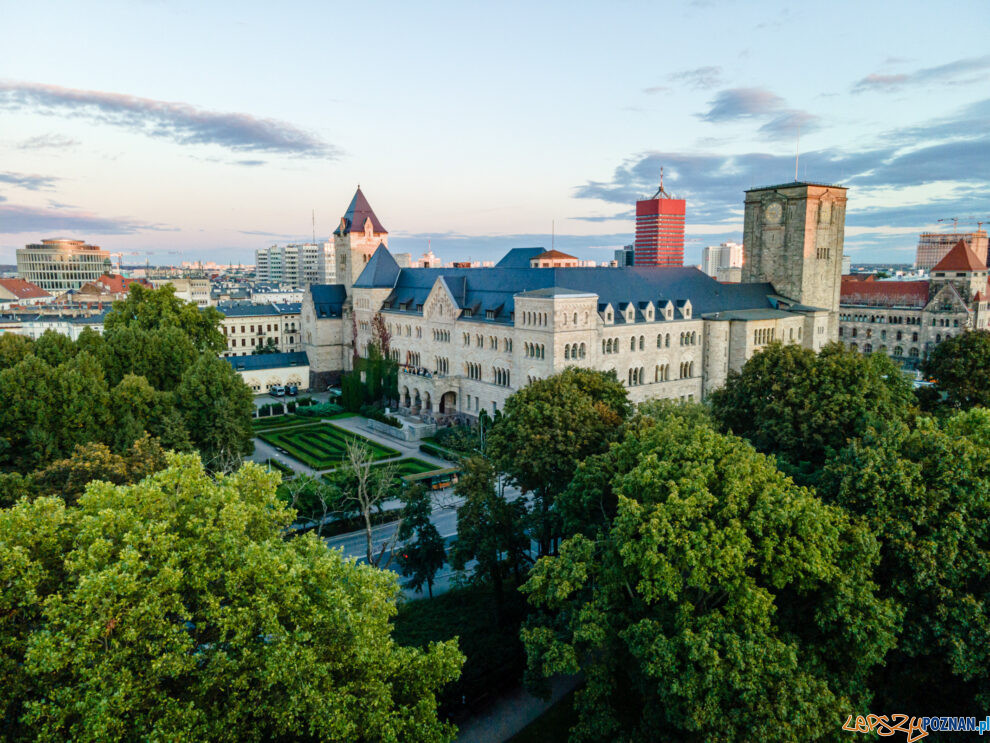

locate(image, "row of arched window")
(522, 311), (548, 326)
(603, 332), (698, 354)
(435, 356), (449, 375)
(680, 331), (697, 346)
(848, 342), (920, 358)
(624, 361), (693, 386)
(466, 362), (481, 380)
(525, 342), (545, 358)
(564, 343), (586, 359)
(753, 328), (775, 345)
(433, 329), (450, 342)
(493, 367), (511, 386)
(405, 351), (421, 366)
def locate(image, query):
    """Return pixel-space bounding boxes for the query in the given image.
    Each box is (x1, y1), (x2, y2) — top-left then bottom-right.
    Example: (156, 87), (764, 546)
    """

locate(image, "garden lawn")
(259, 423), (399, 470)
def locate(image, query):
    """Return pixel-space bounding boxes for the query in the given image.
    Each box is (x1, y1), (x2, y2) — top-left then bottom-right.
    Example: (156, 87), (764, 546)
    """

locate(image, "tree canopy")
(486, 367), (629, 555)
(1, 454), (463, 742)
(821, 409), (990, 711)
(521, 416), (898, 742)
(920, 329), (990, 410)
(709, 341), (915, 484)
(103, 283), (225, 354)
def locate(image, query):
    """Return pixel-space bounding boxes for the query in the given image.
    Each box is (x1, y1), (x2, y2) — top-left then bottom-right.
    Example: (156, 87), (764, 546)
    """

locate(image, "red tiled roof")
(0, 278), (51, 299)
(533, 249), (578, 261)
(932, 239), (985, 272)
(840, 277), (930, 308)
(96, 274), (147, 292)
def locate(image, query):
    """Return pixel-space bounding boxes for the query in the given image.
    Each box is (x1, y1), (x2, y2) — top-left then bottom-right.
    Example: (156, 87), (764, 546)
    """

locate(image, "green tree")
(821, 409), (990, 711)
(709, 341), (914, 484)
(73, 326), (107, 361)
(397, 484), (447, 598)
(0, 355), (59, 471)
(252, 337), (280, 355)
(920, 329), (990, 410)
(487, 368), (629, 556)
(104, 283), (225, 354)
(101, 325), (198, 390)
(0, 454), (463, 742)
(32, 436), (168, 506)
(0, 333), (34, 371)
(32, 329), (77, 367)
(521, 417), (898, 743)
(450, 457), (529, 620)
(111, 374), (180, 450)
(175, 354), (254, 470)
(51, 351), (114, 458)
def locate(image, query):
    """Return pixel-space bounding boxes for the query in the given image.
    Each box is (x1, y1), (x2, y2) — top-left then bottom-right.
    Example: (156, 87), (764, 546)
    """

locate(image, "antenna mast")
(652, 166), (671, 199)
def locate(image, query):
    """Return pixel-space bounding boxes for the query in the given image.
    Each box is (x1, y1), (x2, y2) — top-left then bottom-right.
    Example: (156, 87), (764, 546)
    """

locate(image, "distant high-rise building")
(17, 238), (112, 293)
(701, 241), (743, 277)
(614, 245), (635, 266)
(915, 231), (988, 271)
(255, 242), (334, 285)
(634, 172), (685, 266)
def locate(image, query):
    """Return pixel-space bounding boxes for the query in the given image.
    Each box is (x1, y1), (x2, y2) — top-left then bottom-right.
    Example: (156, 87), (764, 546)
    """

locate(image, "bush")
(433, 424), (479, 454)
(287, 401), (297, 413)
(361, 403), (401, 428)
(294, 402), (344, 418)
(296, 396), (316, 407)
(258, 404), (272, 417)
(419, 442), (458, 461)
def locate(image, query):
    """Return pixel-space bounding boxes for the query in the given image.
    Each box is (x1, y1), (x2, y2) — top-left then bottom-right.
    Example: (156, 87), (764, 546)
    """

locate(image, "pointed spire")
(333, 186), (387, 236)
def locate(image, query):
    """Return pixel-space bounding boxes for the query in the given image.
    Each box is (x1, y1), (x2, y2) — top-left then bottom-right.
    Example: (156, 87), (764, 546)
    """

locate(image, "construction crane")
(937, 216), (989, 232)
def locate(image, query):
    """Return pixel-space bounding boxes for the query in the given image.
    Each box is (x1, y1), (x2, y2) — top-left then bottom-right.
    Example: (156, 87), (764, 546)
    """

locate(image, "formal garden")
(258, 422), (400, 470)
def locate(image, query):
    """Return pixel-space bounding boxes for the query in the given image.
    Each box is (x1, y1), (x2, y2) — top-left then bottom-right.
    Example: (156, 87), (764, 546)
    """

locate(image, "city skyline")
(1, 0), (988, 266)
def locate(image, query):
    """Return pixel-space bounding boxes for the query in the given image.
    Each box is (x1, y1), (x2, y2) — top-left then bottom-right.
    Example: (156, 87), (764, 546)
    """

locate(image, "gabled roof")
(333, 187), (387, 236)
(353, 243), (401, 289)
(932, 239), (985, 272)
(97, 274), (147, 293)
(495, 247), (546, 268)
(226, 351), (309, 372)
(309, 284), (347, 318)
(0, 278), (51, 300)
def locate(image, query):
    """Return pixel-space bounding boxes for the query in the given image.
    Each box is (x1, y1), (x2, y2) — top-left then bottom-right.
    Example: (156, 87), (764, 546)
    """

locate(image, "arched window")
(602, 339), (607, 354)
(606, 338), (613, 353)
(630, 336), (635, 351)
(657, 334), (663, 348)
(564, 344), (570, 360)
(909, 347), (919, 358)
(573, 312), (578, 324)
(639, 335), (644, 350)
(579, 343), (586, 358)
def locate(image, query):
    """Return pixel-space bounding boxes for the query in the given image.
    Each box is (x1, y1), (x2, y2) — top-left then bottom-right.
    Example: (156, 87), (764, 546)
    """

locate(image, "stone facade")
(219, 303), (301, 357)
(299, 183), (846, 417)
(742, 182), (847, 338)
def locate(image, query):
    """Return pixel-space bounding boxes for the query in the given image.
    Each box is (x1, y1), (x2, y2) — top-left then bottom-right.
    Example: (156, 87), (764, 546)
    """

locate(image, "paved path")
(454, 675), (581, 743)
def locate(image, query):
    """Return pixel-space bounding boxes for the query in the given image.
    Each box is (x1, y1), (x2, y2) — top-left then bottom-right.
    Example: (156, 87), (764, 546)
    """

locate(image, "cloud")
(574, 97), (990, 260)
(698, 87), (820, 139)
(642, 86), (669, 95)
(0, 171), (58, 191)
(853, 55), (990, 92)
(700, 87), (785, 121)
(0, 203), (173, 235)
(0, 81), (339, 158)
(669, 65), (723, 90)
(16, 133), (79, 150)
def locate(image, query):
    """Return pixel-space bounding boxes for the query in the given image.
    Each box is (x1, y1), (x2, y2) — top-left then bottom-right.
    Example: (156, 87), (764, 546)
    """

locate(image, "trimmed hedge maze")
(259, 423), (400, 470)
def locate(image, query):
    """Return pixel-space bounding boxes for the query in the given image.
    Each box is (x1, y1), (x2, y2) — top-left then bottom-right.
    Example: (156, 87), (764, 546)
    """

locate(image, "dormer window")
(606, 311), (613, 322)
(485, 309), (495, 319)
(463, 308), (473, 317)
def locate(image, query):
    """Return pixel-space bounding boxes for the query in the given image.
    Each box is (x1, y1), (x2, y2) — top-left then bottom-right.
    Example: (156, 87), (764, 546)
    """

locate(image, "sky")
(1, 0), (989, 267)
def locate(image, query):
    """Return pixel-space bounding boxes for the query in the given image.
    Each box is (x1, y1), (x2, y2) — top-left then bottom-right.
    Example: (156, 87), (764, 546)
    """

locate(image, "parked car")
(270, 385), (285, 397)
(286, 384), (298, 396)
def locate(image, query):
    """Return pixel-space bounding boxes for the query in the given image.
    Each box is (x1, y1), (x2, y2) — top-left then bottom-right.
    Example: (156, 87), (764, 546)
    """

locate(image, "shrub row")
(261, 424), (399, 470)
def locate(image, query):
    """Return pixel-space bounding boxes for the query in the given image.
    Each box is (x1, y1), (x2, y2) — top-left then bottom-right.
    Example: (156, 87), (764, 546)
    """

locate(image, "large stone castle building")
(301, 182), (848, 420)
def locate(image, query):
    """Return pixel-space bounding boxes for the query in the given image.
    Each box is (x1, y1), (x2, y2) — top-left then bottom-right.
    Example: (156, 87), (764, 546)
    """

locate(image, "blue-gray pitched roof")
(379, 262), (778, 325)
(353, 244), (401, 289)
(226, 351), (309, 371)
(495, 247), (546, 268)
(309, 284), (347, 318)
(218, 302), (301, 317)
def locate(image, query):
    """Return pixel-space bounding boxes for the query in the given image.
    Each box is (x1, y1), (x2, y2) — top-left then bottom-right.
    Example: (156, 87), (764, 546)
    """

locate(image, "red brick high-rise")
(634, 170), (686, 266)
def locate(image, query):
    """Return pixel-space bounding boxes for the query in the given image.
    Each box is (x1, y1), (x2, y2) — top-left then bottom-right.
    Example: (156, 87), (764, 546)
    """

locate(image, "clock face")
(764, 202), (783, 224)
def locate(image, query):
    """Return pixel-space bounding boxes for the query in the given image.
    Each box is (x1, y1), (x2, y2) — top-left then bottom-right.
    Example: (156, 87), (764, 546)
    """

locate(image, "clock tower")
(741, 182), (847, 338)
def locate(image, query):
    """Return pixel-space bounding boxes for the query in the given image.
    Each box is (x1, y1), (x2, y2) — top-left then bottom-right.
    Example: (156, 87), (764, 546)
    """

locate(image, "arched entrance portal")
(439, 390), (456, 413)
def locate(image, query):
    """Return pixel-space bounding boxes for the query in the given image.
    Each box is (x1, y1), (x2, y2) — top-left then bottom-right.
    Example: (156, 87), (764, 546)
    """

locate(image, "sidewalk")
(454, 675), (581, 743)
